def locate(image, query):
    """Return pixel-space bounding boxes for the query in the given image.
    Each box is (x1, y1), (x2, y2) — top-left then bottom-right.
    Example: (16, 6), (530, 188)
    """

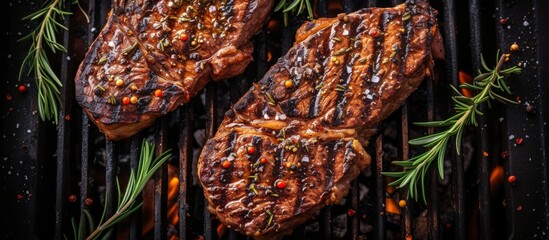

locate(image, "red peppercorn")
(180, 33), (188, 41)
(154, 89), (163, 97)
(276, 180), (286, 189)
(222, 160), (231, 169)
(6, 94), (12, 101)
(499, 18), (508, 25)
(65, 114), (71, 121)
(515, 138), (524, 145)
(516, 205), (523, 211)
(260, 157), (267, 164)
(68, 194), (77, 202)
(18, 85), (27, 93)
(17, 194), (24, 199)
(247, 146), (256, 155)
(501, 151), (509, 159)
(508, 175), (517, 184)
(85, 197), (93, 206)
(122, 96), (130, 105)
(369, 28), (379, 38)
(347, 209), (356, 216)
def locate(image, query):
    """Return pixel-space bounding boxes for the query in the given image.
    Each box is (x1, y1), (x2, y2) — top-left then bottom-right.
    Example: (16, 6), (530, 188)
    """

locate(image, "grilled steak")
(198, 0), (443, 238)
(74, 0), (274, 140)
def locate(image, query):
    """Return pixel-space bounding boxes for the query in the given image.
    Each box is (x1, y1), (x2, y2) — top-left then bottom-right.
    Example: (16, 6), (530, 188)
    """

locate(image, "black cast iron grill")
(3, 0), (549, 239)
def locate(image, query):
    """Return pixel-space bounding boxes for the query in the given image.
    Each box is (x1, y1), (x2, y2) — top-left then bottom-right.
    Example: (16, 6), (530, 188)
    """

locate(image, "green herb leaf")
(382, 51), (521, 203)
(69, 140), (172, 240)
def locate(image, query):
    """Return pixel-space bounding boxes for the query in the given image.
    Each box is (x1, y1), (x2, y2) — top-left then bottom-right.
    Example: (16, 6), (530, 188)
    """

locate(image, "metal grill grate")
(3, 0), (549, 239)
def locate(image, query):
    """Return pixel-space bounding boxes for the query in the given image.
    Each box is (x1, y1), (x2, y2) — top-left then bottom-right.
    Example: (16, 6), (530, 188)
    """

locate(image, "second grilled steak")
(198, 0), (444, 239)
(74, 0), (273, 140)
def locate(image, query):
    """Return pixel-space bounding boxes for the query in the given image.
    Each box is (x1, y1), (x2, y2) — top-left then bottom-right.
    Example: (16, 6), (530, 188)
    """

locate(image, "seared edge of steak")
(75, 0), (273, 140)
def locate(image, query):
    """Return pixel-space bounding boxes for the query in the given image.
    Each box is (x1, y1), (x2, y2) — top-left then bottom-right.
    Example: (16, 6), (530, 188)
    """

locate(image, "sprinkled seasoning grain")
(276, 180), (286, 189)
(154, 89), (163, 97)
(284, 80), (293, 88)
(122, 96), (130, 105)
(115, 78), (124, 87)
(247, 146), (256, 155)
(130, 96), (138, 104)
(399, 200), (407, 208)
(222, 160), (231, 169)
(180, 33), (188, 41)
(508, 175), (517, 184)
(510, 43), (519, 52)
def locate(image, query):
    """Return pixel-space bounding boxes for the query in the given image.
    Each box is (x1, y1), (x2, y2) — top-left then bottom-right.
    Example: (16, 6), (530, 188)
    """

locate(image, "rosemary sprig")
(382, 51), (521, 203)
(274, 0), (314, 26)
(18, 0), (74, 123)
(69, 140), (172, 240)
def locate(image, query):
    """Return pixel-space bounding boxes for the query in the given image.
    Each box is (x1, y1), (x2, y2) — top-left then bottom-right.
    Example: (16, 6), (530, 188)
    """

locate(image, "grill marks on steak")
(199, 1), (443, 239)
(75, 0), (273, 140)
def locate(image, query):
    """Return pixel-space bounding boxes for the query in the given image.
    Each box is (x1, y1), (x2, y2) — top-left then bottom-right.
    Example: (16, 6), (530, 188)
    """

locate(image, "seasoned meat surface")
(75, 0), (273, 140)
(198, 0), (443, 239)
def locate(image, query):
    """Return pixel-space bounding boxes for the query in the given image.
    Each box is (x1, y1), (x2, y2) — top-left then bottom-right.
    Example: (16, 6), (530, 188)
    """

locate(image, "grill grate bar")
(400, 103), (412, 239)
(179, 105), (193, 240)
(374, 135), (385, 240)
(154, 119), (169, 240)
(204, 84), (218, 240)
(468, 0), (491, 239)
(54, 1), (75, 239)
(426, 60), (439, 240)
(129, 136), (143, 240)
(105, 140), (119, 237)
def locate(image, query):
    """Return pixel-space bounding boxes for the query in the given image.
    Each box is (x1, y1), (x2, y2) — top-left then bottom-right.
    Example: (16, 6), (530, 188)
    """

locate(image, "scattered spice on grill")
(482, 151), (489, 157)
(6, 94), (12, 101)
(265, 92), (276, 106)
(499, 17), (508, 25)
(276, 180), (286, 189)
(501, 151), (509, 159)
(121, 42), (137, 56)
(247, 146), (256, 155)
(107, 94), (117, 105)
(18, 85), (27, 93)
(122, 96), (130, 105)
(154, 89), (163, 97)
(130, 96), (138, 104)
(508, 175), (517, 184)
(180, 33), (188, 41)
(250, 184), (259, 194)
(347, 209), (356, 216)
(260, 157), (268, 164)
(399, 199), (407, 208)
(515, 137), (524, 145)
(526, 104), (535, 113)
(68, 194), (77, 203)
(369, 28), (379, 38)
(115, 78), (124, 87)
(85, 197), (93, 206)
(222, 160), (231, 169)
(516, 205), (523, 211)
(65, 114), (71, 121)
(510, 43), (519, 52)
(98, 56), (107, 65)
(284, 80), (293, 88)
(266, 210), (274, 228)
(402, 12), (411, 21)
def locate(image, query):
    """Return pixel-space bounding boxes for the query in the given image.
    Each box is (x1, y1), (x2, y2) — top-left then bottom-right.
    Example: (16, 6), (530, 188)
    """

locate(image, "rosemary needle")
(382, 51), (521, 203)
(274, 0), (314, 26)
(19, 0), (72, 123)
(70, 140), (172, 240)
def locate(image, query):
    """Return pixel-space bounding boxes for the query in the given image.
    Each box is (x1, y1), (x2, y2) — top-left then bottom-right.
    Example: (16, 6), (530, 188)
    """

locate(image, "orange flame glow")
(459, 71), (473, 98)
